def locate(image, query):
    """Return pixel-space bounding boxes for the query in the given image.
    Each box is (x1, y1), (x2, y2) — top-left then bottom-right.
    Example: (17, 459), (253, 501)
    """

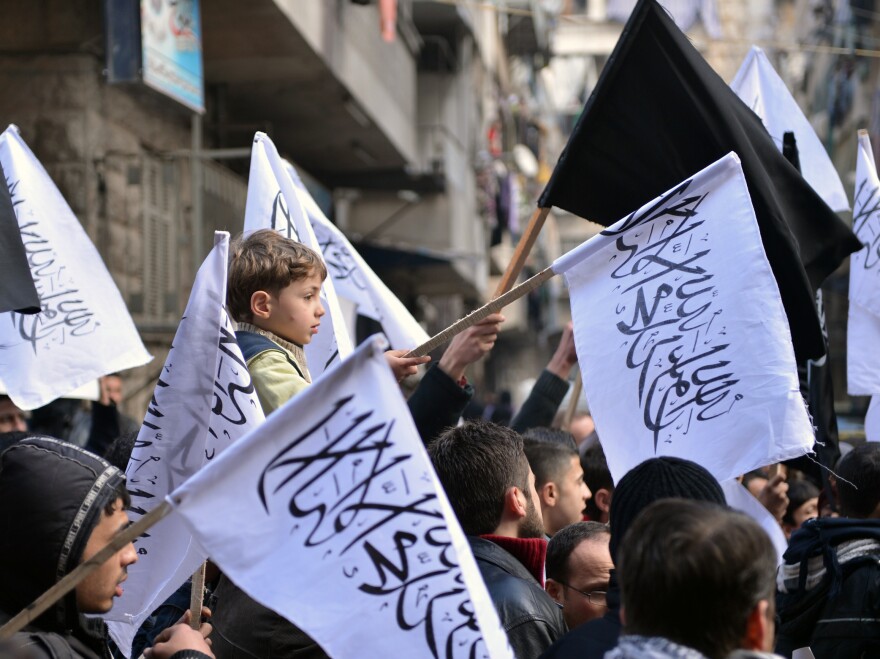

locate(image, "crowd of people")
(1, 230), (878, 659)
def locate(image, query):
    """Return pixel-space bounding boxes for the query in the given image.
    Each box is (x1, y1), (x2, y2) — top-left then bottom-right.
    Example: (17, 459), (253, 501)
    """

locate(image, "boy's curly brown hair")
(227, 229), (327, 323)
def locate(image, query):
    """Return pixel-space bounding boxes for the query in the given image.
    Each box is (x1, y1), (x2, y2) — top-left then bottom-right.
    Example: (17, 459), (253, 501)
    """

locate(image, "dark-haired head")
(835, 443), (880, 519)
(429, 421), (541, 537)
(618, 499), (776, 659)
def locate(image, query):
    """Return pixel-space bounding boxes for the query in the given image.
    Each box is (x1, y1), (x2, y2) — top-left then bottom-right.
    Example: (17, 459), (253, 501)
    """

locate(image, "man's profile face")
(545, 456), (591, 536)
(554, 535), (612, 629)
(0, 397), (26, 433)
(75, 498), (138, 613)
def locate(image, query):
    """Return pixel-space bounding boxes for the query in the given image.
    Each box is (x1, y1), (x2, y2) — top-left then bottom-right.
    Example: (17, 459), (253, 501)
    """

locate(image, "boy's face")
(253, 271), (325, 345)
(76, 498), (137, 613)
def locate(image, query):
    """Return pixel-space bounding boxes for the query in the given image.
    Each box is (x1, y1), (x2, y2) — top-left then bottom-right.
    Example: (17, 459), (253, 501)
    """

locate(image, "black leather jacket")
(468, 537), (567, 659)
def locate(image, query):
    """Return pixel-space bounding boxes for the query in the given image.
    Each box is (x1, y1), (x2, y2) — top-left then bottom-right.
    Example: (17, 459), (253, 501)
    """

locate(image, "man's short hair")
(836, 443), (880, 518)
(522, 427), (577, 449)
(618, 499), (776, 659)
(581, 444), (613, 519)
(227, 229), (328, 323)
(429, 421), (531, 536)
(524, 437), (578, 489)
(546, 521), (610, 583)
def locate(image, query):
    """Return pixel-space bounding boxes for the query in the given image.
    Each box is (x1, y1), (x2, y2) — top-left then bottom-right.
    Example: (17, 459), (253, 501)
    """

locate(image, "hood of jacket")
(0, 436), (126, 633)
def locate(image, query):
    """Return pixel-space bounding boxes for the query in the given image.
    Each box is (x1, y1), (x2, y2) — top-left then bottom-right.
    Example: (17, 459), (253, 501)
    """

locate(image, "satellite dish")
(513, 144), (539, 178)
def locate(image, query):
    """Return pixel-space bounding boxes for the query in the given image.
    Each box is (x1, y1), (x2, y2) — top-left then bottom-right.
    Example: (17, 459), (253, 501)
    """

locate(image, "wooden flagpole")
(562, 370), (583, 430)
(406, 267), (556, 358)
(0, 501), (174, 640)
(404, 206), (553, 358)
(189, 562), (208, 630)
(494, 207), (551, 297)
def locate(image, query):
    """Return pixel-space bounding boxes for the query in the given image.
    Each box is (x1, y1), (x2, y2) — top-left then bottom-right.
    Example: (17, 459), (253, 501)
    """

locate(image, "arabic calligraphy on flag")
(552, 153), (814, 483)
(105, 232), (264, 657)
(168, 336), (513, 659)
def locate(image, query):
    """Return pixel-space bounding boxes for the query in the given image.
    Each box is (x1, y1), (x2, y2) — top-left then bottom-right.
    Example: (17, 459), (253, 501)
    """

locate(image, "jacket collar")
(235, 321), (311, 382)
(468, 535), (543, 586)
(478, 534), (547, 586)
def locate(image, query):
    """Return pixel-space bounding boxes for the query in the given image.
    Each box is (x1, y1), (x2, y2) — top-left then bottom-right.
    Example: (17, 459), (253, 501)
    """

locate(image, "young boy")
(227, 229), (430, 415)
(218, 229), (503, 658)
(227, 229), (328, 415)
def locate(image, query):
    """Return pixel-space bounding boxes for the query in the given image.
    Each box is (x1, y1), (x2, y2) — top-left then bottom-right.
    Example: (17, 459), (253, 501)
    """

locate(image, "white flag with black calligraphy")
(105, 232), (265, 657)
(730, 46), (849, 212)
(243, 132), (353, 378)
(0, 125), (151, 410)
(552, 152), (814, 484)
(721, 479), (788, 564)
(285, 164), (429, 350)
(865, 396), (880, 442)
(847, 131), (880, 395)
(168, 335), (514, 659)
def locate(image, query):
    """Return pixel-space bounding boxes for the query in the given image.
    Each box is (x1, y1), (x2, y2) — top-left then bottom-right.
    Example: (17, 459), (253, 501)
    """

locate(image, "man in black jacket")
(776, 443), (880, 658)
(429, 421), (566, 658)
(0, 436), (212, 659)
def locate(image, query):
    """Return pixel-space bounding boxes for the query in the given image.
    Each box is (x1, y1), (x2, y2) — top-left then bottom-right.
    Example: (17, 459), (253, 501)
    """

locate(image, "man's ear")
(595, 488), (612, 514)
(540, 480), (557, 508)
(506, 485), (527, 520)
(742, 599), (772, 652)
(251, 291), (272, 320)
(545, 578), (563, 603)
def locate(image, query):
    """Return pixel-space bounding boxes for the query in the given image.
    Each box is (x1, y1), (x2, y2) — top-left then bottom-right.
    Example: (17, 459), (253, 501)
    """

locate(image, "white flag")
(286, 164), (429, 350)
(243, 132), (352, 378)
(730, 46), (849, 213)
(168, 336), (513, 659)
(0, 126), (151, 409)
(848, 131), (880, 395)
(552, 153), (814, 484)
(721, 479), (788, 565)
(105, 232), (265, 656)
(866, 396), (880, 442)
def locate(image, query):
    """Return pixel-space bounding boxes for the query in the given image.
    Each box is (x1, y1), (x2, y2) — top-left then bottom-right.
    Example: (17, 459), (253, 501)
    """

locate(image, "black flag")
(783, 131), (841, 502)
(539, 0), (860, 363)
(0, 158), (39, 314)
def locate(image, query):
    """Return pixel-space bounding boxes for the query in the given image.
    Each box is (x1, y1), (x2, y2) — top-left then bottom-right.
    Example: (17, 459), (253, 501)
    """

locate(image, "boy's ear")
(250, 291), (273, 320)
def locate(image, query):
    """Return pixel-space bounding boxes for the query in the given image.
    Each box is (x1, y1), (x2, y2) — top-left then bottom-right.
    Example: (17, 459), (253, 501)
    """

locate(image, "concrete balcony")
(202, 0), (419, 183)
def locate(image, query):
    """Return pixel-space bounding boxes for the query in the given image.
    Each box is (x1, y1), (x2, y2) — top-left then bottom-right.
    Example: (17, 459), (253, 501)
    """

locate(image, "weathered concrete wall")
(0, 8), (195, 418)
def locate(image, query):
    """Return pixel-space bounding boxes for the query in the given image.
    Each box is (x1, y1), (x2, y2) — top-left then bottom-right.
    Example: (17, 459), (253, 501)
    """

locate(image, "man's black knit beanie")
(609, 456), (726, 564)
